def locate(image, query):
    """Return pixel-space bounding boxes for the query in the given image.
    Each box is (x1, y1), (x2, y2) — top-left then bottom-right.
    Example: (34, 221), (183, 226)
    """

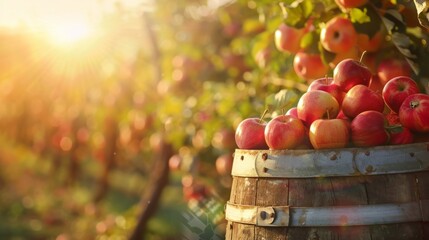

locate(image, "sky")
(0, 0), (146, 29)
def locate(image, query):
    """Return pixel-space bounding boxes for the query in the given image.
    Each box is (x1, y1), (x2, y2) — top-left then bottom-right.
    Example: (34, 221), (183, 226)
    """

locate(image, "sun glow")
(48, 21), (93, 45)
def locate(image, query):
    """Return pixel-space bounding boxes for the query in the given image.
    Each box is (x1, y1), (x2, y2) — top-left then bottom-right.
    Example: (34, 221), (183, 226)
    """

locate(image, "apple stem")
(326, 109), (330, 120)
(410, 100), (419, 109)
(359, 50), (367, 63)
(259, 108), (269, 123)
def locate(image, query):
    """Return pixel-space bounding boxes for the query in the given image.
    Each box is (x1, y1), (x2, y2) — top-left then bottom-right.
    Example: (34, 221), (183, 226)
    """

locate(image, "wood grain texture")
(255, 178), (289, 240)
(226, 154), (429, 239)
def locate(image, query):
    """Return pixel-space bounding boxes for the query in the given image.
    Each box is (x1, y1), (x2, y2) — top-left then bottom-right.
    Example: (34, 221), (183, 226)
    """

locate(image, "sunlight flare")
(48, 21), (92, 45)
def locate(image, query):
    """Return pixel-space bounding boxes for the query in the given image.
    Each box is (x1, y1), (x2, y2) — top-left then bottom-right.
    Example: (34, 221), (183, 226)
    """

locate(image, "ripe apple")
(308, 77), (345, 104)
(335, 0), (368, 8)
(223, 22), (242, 38)
(235, 118), (269, 149)
(351, 111), (389, 147)
(296, 126), (313, 149)
(274, 23), (306, 54)
(293, 52), (329, 82)
(368, 75), (384, 93)
(328, 46), (359, 69)
(399, 94), (429, 132)
(357, 30), (385, 53)
(215, 153), (233, 175)
(264, 115), (306, 150)
(285, 107), (298, 118)
(297, 90), (340, 127)
(342, 85), (385, 118)
(388, 125), (414, 145)
(336, 110), (349, 120)
(320, 17), (357, 54)
(169, 154), (182, 171)
(211, 128), (237, 150)
(182, 176), (207, 202)
(360, 52), (377, 73)
(222, 52), (250, 74)
(377, 58), (412, 85)
(385, 111), (400, 126)
(333, 58), (372, 92)
(382, 76), (420, 113)
(309, 118), (350, 149)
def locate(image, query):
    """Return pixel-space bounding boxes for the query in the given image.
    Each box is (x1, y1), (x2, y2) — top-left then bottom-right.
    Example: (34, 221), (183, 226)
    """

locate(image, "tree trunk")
(128, 139), (173, 240)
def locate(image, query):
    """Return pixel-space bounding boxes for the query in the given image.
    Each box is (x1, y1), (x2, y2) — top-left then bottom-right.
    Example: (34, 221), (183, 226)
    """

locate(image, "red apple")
(293, 52), (329, 82)
(309, 118), (350, 149)
(360, 52), (377, 74)
(264, 115), (306, 150)
(377, 58), (412, 85)
(169, 154), (182, 171)
(308, 77), (345, 104)
(211, 128), (237, 150)
(385, 111), (400, 126)
(333, 58), (372, 92)
(342, 85), (385, 118)
(399, 94), (429, 132)
(320, 17), (357, 54)
(336, 110), (349, 120)
(235, 118), (269, 149)
(351, 111), (389, 147)
(368, 75), (384, 93)
(328, 47), (359, 69)
(296, 126), (313, 149)
(357, 30), (385, 53)
(182, 178), (207, 202)
(223, 22), (242, 38)
(382, 76), (420, 113)
(274, 23), (306, 54)
(297, 90), (340, 127)
(335, 0), (368, 8)
(285, 107), (298, 118)
(388, 125), (414, 145)
(215, 153), (233, 175)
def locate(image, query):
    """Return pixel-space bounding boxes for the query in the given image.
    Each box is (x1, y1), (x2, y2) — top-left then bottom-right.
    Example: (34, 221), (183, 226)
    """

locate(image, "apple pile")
(235, 58), (429, 150)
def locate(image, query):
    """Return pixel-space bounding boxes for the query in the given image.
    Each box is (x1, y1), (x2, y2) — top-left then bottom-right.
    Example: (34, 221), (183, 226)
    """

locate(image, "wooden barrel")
(225, 142), (429, 240)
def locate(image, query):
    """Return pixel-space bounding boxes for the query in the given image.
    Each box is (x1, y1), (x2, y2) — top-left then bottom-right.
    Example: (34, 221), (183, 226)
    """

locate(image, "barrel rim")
(232, 142), (429, 178)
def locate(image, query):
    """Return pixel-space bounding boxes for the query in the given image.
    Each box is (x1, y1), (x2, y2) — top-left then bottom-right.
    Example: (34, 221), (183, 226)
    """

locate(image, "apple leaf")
(381, 9), (420, 75)
(349, 8), (371, 24)
(300, 31), (320, 54)
(280, 0), (314, 28)
(319, 43), (336, 66)
(265, 89), (299, 113)
(414, 0), (429, 29)
(350, 4), (382, 38)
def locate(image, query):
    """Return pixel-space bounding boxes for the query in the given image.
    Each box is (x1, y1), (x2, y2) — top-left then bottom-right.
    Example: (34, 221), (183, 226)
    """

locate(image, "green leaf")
(319, 42), (336, 65)
(351, 4), (382, 38)
(414, 0), (429, 29)
(300, 31), (314, 50)
(280, 0), (314, 28)
(381, 9), (420, 75)
(349, 8), (371, 24)
(300, 31), (320, 54)
(265, 89), (299, 112)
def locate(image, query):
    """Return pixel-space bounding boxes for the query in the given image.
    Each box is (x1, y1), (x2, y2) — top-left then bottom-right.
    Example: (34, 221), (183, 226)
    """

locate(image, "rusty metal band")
(225, 200), (429, 227)
(232, 142), (429, 178)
